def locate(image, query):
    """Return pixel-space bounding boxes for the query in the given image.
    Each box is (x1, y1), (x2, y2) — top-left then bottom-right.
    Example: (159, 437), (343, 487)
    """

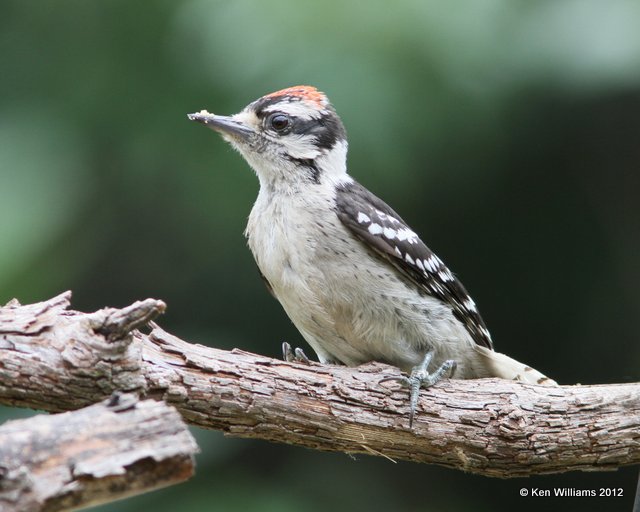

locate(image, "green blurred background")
(2, 0), (639, 510)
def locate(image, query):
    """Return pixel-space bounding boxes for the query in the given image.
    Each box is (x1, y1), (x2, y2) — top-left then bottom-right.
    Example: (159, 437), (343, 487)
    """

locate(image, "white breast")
(245, 186), (346, 363)
(244, 182), (482, 375)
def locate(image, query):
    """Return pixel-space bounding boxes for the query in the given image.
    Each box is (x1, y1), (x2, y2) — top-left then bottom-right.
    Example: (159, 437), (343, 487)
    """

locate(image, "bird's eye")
(267, 113), (291, 133)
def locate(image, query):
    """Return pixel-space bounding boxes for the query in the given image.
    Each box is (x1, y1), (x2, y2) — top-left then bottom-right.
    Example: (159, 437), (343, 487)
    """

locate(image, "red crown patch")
(264, 85), (327, 108)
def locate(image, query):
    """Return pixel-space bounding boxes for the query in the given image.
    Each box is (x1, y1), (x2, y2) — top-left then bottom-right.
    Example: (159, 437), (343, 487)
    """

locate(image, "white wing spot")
(425, 255), (440, 273)
(357, 212), (371, 224)
(416, 259), (425, 271)
(438, 269), (454, 282)
(463, 297), (477, 312)
(368, 223), (383, 235)
(375, 210), (401, 225)
(394, 246), (402, 257)
(396, 228), (418, 244)
(405, 253), (415, 265)
(383, 227), (397, 240)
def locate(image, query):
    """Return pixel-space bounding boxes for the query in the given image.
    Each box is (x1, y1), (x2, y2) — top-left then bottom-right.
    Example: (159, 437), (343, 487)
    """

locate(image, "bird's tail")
(474, 345), (558, 386)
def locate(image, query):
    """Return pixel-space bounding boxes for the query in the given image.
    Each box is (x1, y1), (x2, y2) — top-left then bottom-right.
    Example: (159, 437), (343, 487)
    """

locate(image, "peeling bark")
(0, 292), (638, 478)
(0, 394), (198, 512)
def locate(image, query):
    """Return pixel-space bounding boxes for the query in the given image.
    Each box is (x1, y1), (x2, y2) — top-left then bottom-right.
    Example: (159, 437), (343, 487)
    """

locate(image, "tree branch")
(0, 394), (198, 512)
(1, 292), (638, 478)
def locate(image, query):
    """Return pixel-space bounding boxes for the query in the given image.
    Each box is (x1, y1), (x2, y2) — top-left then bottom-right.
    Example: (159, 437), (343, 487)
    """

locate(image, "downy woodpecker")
(188, 86), (556, 425)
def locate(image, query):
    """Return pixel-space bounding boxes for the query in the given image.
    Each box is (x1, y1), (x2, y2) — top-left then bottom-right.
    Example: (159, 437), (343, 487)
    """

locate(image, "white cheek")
(279, 135), (320, 159)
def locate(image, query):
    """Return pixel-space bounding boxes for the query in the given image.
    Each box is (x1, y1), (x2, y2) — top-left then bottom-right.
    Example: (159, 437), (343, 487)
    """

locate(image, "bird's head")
(188, 86), (349, 190)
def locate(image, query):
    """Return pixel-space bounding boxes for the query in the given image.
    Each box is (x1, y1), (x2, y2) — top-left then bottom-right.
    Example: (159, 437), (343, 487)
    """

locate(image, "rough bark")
(0, 292), (639, 478)
(0, 394), (198, 512)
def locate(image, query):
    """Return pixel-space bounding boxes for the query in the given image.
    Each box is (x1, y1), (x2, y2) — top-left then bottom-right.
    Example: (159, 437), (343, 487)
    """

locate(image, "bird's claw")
(382, 350), (457, 427)
(282, 342), (311, 364)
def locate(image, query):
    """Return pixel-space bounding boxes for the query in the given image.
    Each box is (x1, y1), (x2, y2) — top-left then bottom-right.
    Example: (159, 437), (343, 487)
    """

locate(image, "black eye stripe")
(256, 104), (346, 150)
(291, 116), (344, 150)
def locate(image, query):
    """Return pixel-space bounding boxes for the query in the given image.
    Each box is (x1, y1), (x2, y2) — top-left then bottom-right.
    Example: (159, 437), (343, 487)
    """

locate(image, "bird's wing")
(334, 180), (493, 349)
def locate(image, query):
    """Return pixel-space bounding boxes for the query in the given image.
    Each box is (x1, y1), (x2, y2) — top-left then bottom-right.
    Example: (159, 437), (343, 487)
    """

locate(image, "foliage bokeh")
(1, 1), (639, 510)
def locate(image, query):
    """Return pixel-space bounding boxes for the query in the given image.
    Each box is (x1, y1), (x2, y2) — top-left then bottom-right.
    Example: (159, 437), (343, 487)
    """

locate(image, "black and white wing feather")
(334, 180), (493, 350)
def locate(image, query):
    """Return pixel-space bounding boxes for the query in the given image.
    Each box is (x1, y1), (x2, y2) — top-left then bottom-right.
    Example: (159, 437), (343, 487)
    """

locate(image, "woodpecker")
(188, 86), (557, 425)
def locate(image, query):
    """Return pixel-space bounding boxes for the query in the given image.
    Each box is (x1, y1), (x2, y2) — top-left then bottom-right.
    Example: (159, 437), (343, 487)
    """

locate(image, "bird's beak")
(187, 111), (254, 141)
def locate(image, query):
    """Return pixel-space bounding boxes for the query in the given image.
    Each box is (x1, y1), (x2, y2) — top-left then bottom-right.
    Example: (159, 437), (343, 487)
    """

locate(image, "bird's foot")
(282, 342), (311, 364)
(381, 350), (457, 427)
